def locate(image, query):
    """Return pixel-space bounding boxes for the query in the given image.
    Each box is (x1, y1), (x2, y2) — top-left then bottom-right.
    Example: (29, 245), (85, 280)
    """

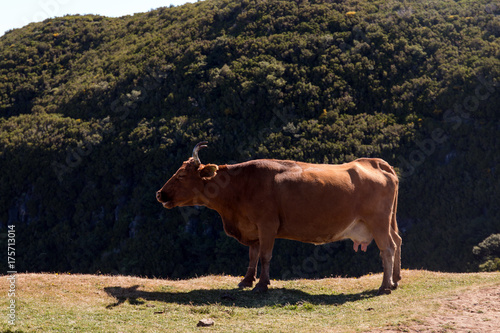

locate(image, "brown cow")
(157, 142), (402, 295)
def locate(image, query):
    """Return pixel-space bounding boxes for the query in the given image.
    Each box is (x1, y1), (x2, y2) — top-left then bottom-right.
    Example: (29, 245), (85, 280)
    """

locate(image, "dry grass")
(1, 270), (499, 332)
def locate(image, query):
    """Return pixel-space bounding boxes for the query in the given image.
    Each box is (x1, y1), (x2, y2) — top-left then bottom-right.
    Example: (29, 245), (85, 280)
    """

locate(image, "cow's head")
(156, 142), (218, 209)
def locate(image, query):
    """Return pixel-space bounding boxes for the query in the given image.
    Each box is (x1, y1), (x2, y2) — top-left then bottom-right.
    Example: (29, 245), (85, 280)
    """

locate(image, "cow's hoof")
(238, 280), (254, 289)
(391, 282), (398, 290)
(252, 283), (268, 293)
(377, 287), (392, 296)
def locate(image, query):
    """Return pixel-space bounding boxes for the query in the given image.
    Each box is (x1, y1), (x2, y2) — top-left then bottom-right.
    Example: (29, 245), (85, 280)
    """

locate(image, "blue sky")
(1, 0), (198, 37)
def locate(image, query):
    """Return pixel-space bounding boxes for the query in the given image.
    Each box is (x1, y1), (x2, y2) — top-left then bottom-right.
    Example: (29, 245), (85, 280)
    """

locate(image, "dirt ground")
(387, 286), (500, 332)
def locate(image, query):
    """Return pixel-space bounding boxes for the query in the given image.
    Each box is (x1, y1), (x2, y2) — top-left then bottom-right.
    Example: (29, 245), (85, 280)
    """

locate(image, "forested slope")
(1, 0), (499, 278)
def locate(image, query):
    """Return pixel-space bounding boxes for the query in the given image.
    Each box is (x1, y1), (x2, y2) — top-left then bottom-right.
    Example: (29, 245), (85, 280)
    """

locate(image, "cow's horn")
(192, 141), (208, 165)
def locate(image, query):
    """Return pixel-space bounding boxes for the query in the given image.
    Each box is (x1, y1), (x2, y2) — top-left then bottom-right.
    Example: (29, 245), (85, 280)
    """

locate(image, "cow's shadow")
(103, 284), (377, 309)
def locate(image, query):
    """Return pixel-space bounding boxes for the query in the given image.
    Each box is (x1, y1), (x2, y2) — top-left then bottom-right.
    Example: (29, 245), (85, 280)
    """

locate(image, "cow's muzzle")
(156, 190), (167, 203)
(156, 190), (175, 209)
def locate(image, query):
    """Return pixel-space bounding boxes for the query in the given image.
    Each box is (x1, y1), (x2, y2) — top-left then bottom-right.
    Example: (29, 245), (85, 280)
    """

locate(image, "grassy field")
(1, 270), (499, 332)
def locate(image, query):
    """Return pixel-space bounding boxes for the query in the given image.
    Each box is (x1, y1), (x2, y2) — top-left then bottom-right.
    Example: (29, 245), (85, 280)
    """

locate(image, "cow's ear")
(199, 164), (218, 179)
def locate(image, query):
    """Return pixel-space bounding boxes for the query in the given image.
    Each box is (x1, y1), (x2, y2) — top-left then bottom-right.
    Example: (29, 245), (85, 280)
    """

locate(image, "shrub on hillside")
(473, 234), (500, 272)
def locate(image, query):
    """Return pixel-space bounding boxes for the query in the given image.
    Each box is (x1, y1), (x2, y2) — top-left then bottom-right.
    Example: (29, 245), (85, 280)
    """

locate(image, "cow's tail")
(383, 161), (399, 235)
(390, 166), (402, 286)
(377, 159), (399, 234)
(391, 183), (399, 235)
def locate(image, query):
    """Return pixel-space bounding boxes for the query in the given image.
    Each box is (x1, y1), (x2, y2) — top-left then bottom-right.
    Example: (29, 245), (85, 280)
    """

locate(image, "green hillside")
(1, 0), (499, 278)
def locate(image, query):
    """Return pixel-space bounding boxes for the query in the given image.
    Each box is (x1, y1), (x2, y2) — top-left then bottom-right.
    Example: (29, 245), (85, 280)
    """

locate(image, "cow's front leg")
(238, 242), (259, 289)
(253, 235), (276, 292)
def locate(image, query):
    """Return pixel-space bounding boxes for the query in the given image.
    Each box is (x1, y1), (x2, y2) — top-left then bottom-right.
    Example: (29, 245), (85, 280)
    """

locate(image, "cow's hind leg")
(373, 229), (397, 295)
(391, 227), (402, 289)
(238, 242), (259, 289)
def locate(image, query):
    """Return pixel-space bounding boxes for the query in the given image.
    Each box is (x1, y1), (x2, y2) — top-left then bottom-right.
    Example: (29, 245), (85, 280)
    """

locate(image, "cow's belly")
(276, 189), (362, 244)
(278, 218), (372, 246)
